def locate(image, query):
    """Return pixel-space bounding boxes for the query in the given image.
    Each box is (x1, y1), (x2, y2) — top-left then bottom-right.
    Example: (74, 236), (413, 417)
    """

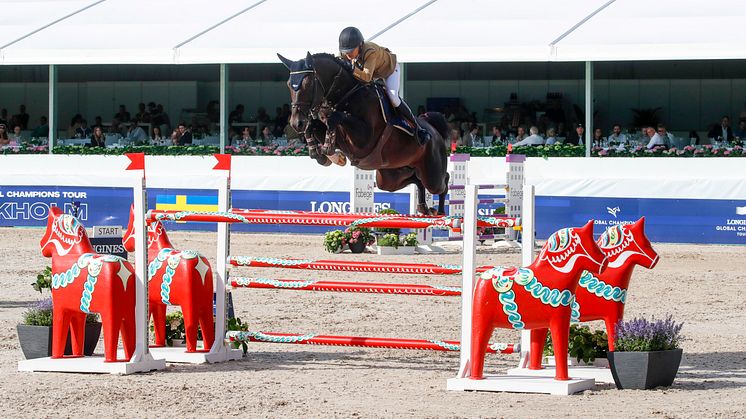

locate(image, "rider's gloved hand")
(341, 59), (353, 72)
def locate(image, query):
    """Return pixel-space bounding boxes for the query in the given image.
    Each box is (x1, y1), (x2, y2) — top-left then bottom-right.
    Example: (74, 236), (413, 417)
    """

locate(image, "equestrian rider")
(338, 26), (431, 144)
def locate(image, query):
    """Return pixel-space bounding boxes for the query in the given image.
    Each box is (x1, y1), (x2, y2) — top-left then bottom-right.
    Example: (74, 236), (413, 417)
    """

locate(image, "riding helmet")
(339, 27), (364, 54)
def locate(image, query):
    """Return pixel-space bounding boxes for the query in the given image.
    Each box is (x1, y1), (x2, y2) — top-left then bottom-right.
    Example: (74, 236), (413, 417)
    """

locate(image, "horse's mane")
(311, 52), (351, 73)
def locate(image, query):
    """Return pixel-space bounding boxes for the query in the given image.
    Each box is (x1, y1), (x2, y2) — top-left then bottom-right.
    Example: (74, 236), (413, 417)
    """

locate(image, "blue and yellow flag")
(155, 195), (218, 222)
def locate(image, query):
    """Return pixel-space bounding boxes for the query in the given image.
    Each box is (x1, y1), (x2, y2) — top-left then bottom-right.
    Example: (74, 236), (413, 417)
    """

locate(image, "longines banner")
(1, 185), (744, 244)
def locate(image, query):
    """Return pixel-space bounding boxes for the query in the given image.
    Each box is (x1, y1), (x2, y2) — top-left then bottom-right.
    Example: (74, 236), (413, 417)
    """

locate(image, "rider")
(338, 26), (431, 144)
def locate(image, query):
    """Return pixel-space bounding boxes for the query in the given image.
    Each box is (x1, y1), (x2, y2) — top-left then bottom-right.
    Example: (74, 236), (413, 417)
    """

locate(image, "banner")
(1, 185), (744, 244)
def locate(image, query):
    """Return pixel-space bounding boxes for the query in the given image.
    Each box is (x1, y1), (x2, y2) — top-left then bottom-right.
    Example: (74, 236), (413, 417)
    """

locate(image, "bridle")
(289, 64), (361, 152)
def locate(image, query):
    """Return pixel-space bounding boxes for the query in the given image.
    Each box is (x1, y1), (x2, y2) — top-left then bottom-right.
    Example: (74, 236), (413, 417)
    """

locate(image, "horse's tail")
(420, 112), (449, 139)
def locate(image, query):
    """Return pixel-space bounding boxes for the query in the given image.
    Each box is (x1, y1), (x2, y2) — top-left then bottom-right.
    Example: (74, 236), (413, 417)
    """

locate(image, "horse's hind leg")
(436, 172), (450, 215)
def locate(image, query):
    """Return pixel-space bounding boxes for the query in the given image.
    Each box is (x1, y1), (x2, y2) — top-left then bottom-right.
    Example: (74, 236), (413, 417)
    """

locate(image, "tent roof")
(0, 0), (743, 65)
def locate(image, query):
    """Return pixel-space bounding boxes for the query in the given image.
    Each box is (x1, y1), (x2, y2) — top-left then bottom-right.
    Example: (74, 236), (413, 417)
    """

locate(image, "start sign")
(89, 225), (127, 258)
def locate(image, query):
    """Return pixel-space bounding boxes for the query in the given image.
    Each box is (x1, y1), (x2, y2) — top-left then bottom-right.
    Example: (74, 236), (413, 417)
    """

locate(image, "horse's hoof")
(329, 152), (347, 166)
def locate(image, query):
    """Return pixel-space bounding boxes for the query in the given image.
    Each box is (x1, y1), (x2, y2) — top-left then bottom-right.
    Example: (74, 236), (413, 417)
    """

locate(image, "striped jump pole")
(231, 277), (462, 296)
(226, 331), (519, 355)
(228, 256), (495, 275)
(149, 209), (519, 230)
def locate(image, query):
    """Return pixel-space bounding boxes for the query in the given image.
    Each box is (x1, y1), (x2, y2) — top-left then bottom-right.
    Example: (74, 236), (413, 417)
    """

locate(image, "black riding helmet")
(339, 27), (364, 54)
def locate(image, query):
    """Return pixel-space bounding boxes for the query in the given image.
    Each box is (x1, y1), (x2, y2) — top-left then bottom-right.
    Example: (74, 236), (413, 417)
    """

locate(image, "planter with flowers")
(323, 227), (375, 253)
(543, 324), (609, 367)
(17, 266), (101, 359)
(607, 315), (684, 389)
(17, 297), (101, 359)
(375, 232), (418, 255)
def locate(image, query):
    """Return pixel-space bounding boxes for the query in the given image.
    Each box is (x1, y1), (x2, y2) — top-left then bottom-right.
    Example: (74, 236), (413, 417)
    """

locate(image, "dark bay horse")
(277, 52), (450, 214)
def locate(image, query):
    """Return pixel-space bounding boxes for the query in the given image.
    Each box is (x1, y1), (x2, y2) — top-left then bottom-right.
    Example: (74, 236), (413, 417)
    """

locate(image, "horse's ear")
(305, 51), (314, 67)
(277, 53), (293, 70)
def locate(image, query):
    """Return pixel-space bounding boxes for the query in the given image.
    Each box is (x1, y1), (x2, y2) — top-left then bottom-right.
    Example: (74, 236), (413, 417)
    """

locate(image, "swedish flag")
(155, 195), (218, 214)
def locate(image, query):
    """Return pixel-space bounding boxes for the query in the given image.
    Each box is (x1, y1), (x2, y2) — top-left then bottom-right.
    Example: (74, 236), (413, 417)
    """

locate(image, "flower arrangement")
(374, 208), (401, 235)
(401, 232), (418, 247)
(323, 227), (375, 253)
(543, 324), (609, 363)
(32, 266), (52, 293)
(22, 297), (98, 326)
(377, 233), (400, 248)
(614, 315), (683, 352)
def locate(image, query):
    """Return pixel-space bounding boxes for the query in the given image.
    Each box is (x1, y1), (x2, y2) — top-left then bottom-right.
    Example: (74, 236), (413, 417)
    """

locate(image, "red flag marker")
(213, 154), (231, 171)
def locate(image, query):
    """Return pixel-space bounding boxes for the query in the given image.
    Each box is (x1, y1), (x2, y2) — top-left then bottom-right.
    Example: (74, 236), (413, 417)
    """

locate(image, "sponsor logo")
(607, 206), (621, 218)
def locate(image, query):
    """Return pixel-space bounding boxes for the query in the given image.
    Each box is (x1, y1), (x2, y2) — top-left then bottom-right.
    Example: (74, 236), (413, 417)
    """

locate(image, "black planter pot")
(607, 349), (683, 390)
(17, 323), (102, 359)
(348, 240), (367, 253)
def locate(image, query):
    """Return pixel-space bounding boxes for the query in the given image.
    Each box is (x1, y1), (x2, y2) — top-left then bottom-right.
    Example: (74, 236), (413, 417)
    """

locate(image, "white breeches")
(385, 63), (401, 107)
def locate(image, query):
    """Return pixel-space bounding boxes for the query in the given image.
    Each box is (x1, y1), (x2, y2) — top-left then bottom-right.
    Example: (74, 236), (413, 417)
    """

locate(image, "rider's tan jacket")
(348, 41), (397, 83)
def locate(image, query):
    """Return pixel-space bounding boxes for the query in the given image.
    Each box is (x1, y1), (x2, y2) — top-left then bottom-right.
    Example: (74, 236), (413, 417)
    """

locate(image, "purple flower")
(33, 297), (53, 311)
(614, 315), (683, 352)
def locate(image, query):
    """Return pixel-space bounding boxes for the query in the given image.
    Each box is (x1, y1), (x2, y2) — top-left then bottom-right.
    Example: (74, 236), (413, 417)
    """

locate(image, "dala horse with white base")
(469, 221), (608, 381)
(123, 206), (215, 352)
(527, 217), (659, 364)
(40, 207), (136, 362)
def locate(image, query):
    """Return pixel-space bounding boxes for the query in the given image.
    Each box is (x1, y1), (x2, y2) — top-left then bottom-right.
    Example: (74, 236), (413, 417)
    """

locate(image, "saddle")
(372, 83), (416, 137)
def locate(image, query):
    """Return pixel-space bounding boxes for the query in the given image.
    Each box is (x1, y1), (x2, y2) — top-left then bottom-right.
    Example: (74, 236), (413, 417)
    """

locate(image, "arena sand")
(0, 228), (744, 418)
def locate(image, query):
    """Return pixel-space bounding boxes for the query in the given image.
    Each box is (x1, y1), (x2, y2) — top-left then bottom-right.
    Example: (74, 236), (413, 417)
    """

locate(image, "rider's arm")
(351, 49), (378, 83)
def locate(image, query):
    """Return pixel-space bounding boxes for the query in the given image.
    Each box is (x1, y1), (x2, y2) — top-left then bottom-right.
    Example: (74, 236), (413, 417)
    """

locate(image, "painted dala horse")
(278, 52), (450, 214)
(123, 207), (215, 352)
(526, 217), (659, 367)
(469, 221), (609, 381)
(40, 207), (135, 362)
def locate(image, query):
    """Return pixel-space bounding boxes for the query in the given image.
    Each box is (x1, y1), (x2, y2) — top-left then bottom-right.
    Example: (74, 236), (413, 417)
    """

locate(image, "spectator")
(151, 126), (165, 143)
(688, 130), (701, 145)
(75, 119), (92, 139)
(449, 128), (460, 148)
(94, 115), (103, 128)
(229, 104), (244, 124)
(68, 114), (83, 138)
(11, 125), (23, 141)
(256, 125), (274, 145)
(515, 126), (527, 142)
(461, 124), (479, 147)
(13, 105), (30, 130)
(89, 126), (106, 148)
(0, 124), (9, 145)
(566, 123), (584, 145)
(645, 126), (666, 149)
(154, 104), (171, 132)
(115, 105), (131, 123)
(172, 122), (192, 146)
(593, 128), (605, 147)
(734, 119), (746, 139)
(490, 126), (506, 146)
(513, 126), (544, 146)
(109, 118), (124, 136)
(125, 119), (148, 143)
(31, 116), (49, 138)
(544, 128), (558, 145)
(656, 124), (674, 147)
(0, 109), (8, 126)
(607, 123), (628, 145)
(256, 107), (271, 132)
(708, 116), (732, 142)
(273, 106), (286, 137)
(135, 103), (150, 123)
(234, 126), (253, 147)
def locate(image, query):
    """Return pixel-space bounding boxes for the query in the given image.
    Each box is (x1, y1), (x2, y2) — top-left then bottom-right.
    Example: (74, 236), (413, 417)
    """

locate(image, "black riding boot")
(396, 101), (431, 145)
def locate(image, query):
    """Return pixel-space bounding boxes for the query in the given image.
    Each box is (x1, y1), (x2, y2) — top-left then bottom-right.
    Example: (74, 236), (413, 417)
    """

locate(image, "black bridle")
(289, 65), (361, 152)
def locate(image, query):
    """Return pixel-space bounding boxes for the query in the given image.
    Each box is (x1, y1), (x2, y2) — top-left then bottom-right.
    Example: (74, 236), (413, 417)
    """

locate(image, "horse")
(469, 221), (609, 381)
(526, 217), (659, 364)
(277, 52), (450, 214)
(40, 206), (135, 362)
(123, 207), (215, 352)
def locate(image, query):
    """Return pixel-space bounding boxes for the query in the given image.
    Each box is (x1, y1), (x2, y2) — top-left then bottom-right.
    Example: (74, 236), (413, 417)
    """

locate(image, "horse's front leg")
(322, 111), (346, 156)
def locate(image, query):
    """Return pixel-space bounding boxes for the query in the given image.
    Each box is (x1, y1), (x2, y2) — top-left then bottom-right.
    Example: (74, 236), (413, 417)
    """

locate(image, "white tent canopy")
(3, 0), (743, 65)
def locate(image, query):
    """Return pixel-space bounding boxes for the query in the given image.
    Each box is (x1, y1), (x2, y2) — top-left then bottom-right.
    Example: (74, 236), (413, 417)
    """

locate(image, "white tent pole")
(584, 61), (593, 158)
(48, 64), (57, 154)
(220, 64), (229, 153)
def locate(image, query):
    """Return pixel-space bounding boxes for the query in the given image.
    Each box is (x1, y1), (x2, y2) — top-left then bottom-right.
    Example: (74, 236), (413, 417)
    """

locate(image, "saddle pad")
(374, 84), (415, 136)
